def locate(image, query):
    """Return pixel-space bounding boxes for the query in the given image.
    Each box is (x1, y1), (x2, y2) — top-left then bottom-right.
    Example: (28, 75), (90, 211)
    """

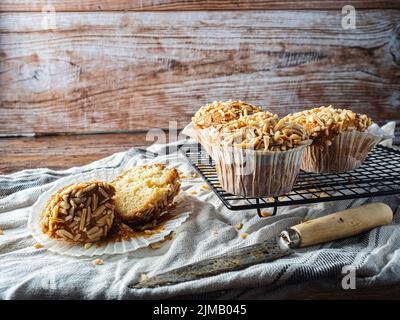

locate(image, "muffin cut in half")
(112, 164), (180, 226)
(40, 180), (116, 243)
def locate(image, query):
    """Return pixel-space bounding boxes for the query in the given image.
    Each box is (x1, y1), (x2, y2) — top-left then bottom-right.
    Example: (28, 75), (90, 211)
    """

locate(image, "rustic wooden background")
(1, 1), (400, 172)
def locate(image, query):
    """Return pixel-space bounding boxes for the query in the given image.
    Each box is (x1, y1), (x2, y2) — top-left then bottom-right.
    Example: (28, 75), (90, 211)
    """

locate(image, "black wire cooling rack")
(179, 143), (400, 217)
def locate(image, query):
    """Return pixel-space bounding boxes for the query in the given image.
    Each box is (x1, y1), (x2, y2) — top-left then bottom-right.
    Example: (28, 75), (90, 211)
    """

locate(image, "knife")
(131, 202), (393, 289)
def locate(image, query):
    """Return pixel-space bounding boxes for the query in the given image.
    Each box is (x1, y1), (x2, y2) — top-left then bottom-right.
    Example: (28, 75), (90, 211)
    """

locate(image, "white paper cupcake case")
(300, 124), (392, 174)
(28, 168), (191, 257)
(213, 143), (311, 198)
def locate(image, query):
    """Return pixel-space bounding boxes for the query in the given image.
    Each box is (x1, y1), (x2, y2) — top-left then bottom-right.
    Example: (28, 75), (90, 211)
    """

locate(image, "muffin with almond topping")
(283, 106), (378, 173)
(40, 180), (116, 243)
(211, 112), (311, 197)
(184, 100), (263, 158)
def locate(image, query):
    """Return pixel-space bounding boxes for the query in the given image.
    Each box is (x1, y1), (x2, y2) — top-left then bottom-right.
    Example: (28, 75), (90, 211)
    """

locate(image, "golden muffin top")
(283, 106), (372, 147)
(192, 100), (262, 129)
(215, 112), (310, 151)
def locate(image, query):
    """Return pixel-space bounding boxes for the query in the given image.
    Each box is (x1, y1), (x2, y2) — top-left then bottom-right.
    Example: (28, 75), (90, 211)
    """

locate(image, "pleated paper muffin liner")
(29, 168), (191, 257)
(301, 130), (382, 174)
(182, 122), (218, 159)
(213, 143), (311, 198)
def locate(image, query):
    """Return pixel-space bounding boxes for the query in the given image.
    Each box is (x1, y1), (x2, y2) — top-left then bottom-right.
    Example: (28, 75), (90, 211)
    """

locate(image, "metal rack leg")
(256, 200), (278, 217)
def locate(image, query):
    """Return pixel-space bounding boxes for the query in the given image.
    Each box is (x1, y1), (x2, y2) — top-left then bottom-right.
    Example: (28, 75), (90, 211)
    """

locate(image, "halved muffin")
(112, 164), (180, 226)
(40, 180), (116, 243)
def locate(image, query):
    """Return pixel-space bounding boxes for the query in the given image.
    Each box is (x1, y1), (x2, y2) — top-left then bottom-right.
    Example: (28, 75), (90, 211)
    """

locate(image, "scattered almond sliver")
(34, 243), (43, 249)
(260, 211), (273, 217)
(139, 273), (148, 282)
(93, 258), (104, 265)
(84, 243), (93, 250)
(235, 222), (243, 230)
(187, 190), (198, 196)
(200, 184), (210, 190)
(240, 233), (248, 239)
(149, 242), (162, 250)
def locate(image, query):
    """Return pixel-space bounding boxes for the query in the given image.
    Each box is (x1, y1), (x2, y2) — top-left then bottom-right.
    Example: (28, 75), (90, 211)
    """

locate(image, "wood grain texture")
(1, 10), (400, 134)
(1, 1), (400, 12)
(0, 133), (153, 174)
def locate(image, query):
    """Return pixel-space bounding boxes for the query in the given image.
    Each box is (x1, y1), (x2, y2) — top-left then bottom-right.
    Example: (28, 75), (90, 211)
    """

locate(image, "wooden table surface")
(0, 132), (152, 174)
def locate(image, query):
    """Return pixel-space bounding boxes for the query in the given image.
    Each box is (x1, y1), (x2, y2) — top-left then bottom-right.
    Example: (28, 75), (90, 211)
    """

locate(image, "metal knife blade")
(131, 233), (294, 289)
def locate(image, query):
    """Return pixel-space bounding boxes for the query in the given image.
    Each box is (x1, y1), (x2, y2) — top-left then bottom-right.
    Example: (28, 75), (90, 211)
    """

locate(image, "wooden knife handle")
(291, 202), (393, 248)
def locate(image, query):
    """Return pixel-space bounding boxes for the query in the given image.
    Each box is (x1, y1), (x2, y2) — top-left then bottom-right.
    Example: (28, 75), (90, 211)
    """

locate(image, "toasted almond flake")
(105, 203), (114, 210)
(52, 205), (60, 219)
(92, 193), (98, 211)
(191, 173), (199, 178)
(84, 243), (92, 249)
(69, 206), (75, 217)
(99, 197), (110, 205)
(235, 222), (243, 230)
(240, 233), (249, 239)
(87, 229), (103, 240)
(75, 197), (88, 205)
(81, 184), (97, 195)
(93, 258), (104, 265)
(93, 204), (106, 217)
(85, 196), (92, 208)
(69, 221), (79, 229)
(95, 215), (108, 225)
(200, 184), (210, 190)
(56, 229), (74, 239)
(86, 206), (92, 224)
(98, 187), (109, 199)
(34, 243), (43, 249)
(73, 233), (81, 241)
(106, 217), (113, 228)
(188, 190), (198, 196)
(80, 208), (87, 230)
(60, 201), (70, 209)
(87, 226), (100, 235)
(149, 242), (162, 250)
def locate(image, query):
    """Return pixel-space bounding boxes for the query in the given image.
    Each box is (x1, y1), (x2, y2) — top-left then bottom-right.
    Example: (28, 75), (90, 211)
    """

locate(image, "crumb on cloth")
(235, 222), (243, 230)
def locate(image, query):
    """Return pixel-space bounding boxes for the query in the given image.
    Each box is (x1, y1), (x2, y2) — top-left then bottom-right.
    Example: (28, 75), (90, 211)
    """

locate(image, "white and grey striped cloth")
(1, 139), (399, 299)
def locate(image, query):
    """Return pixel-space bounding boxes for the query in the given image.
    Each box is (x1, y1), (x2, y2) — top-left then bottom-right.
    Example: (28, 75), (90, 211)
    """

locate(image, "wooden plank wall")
(1, 1), (400, 135)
